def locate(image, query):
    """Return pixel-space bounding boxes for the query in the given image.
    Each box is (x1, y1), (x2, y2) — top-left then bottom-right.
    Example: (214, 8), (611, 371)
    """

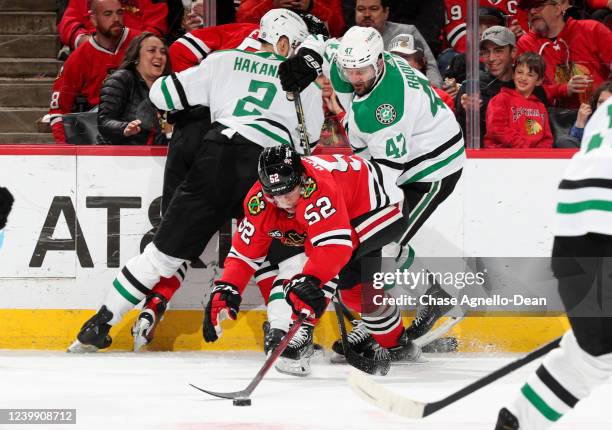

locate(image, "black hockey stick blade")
(190, 313), (307, 400)
(348, 336), (562, 419)
(333, 299), (391, 376)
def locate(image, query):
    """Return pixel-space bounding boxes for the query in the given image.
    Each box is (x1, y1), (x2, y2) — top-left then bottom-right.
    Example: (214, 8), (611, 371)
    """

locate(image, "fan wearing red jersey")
(203, 146), (421, 375)
(49, 0), (140, 144)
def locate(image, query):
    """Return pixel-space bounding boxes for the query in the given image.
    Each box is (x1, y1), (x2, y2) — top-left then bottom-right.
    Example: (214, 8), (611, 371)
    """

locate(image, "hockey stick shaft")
(292, 92), (311, 155)
(190, 313), (307, 400)
(423, 335), (562, 416)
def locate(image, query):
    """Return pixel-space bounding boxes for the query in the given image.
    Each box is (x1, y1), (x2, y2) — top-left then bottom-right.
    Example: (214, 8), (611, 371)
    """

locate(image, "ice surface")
(0, 350), (610, 429)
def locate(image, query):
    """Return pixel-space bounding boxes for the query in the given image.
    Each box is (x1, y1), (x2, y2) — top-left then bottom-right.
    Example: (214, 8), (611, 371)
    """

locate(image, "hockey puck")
(233, 398), (251, 406)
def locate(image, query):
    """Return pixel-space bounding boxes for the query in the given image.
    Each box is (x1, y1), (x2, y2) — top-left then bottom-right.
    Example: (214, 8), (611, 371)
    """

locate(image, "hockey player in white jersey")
(495, 97), (612, 429)
(67, 9), (324, 353)
(279, 26), (466, 359)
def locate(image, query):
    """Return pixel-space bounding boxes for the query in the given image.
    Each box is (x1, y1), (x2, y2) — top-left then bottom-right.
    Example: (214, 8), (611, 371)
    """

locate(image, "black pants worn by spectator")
(552, 233), (612, 357)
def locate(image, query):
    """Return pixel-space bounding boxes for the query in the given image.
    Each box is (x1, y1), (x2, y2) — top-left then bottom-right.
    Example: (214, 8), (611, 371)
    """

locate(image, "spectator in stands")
(455, 26), (545, 142)
(49, 0), (141, 144)
(389, 34), (456, 111)
(235, 0), (346, 37)
(59, 0), (168, 51)
(382, 0), (446, 57)
(587, 0), (612, 25)
(354, 0), (443, 86)
(516, 0), (612, 108)
(557, 80), (612, 146)
(485, 52), (553, 148)
(98, 32), (171, 145)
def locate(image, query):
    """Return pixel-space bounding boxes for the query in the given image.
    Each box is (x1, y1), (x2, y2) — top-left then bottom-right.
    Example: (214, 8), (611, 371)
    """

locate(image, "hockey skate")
(67, 305), (113, 353)
(495, 407), (519, 429)
(262, 321), (287, 356)
(275, 322), (314, 376)
(330, 321), (377, 363)
(132, 293), (168, 352)
(403, 282), (460, 346)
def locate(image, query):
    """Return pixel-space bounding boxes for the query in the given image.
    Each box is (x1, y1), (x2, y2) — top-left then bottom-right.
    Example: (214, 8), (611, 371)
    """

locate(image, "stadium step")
(1, 0), (56, 12)
(0, 78), (54, 107)
(0, 58), (61, 78)
(0, 35), (61, 58)
(0, 108), (48, 133)
(0, 12), (57, 35)
(0, 133), (55, 144)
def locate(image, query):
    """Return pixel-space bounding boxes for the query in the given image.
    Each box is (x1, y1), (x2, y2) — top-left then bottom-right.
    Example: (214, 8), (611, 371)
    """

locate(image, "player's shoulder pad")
(243, 182), (269, 217)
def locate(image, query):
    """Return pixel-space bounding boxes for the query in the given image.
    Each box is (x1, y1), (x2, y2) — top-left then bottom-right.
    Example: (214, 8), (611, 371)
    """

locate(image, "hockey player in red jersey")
(444, 0), (528, 52)
(49, 0), (140, 143)
(169, 22), (261, 72)
(202, 146), (422, 375)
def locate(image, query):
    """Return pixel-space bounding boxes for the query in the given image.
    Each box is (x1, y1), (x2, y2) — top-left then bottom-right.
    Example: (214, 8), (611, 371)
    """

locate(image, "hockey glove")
(0, 187), (14, 230)
(284, 274), (326, 324)
(279, 48), (323, 93)
(203, 281), (242, 343)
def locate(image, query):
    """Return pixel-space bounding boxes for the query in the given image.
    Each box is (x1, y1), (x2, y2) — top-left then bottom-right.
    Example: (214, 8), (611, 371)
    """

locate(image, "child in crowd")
(484, 52), (553, 148)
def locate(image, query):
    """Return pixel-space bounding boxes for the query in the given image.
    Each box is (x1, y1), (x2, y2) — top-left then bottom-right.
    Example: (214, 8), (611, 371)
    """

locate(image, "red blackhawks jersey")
(219, 155), (404, 293)
(169, 23), (261, 72)
(49, 28), (140, 143)
(444, 0), (528, 52)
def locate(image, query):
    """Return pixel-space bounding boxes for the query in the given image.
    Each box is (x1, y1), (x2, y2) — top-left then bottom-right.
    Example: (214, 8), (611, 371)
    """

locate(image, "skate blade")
(133, 335), (149, 352)
(66, 339), (99, 353)
(132, 320), (151, 352)
(275, 357), (311, 376)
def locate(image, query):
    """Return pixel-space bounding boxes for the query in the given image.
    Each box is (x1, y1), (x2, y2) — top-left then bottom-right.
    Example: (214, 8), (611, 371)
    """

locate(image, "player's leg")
(397, 169), (462, 343)
(132, 113), (210, 350)
(496, 234), (612, 429)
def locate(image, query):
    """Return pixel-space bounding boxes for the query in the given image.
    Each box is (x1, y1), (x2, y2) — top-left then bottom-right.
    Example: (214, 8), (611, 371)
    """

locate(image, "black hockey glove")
(0, 187), (14, 230)
(279, 48), (323, 93)
(203, 281), (242, 343)
(283, 274), (326, 323)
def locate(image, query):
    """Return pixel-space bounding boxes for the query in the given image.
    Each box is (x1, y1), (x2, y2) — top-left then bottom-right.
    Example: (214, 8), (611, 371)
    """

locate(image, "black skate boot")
(495, 407), (520, 429)
(263, 321), (287, 355)
(403, 282), (454, 342)
(67, 305), (113, 353)
(330, 321), (377, 363)
(275, 322), (314, 376)
(132, 293), (168, 351)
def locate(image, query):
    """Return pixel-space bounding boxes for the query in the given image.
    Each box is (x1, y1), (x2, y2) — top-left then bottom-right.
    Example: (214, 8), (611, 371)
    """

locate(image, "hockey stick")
(413, 315), (464, 348)
(348, 336), (562, 419)
(190, 313), (307, 400)
(333, 297), (391, 376)
(291, 92), (311, 155)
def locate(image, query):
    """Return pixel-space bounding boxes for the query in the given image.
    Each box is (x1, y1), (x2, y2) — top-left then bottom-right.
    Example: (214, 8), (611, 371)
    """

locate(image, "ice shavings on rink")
(0, 350), (610, 430)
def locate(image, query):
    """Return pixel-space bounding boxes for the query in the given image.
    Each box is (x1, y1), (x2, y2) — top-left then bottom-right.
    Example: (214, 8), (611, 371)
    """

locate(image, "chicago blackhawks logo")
(247, 191), (265, 215)
(376, 104), (396, 125)
(525, 119), (543, 136)
(302, 177), (317, 199)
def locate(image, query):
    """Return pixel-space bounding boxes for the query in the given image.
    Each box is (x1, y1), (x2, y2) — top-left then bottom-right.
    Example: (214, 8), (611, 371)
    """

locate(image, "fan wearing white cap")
(279, 25), (466, 357)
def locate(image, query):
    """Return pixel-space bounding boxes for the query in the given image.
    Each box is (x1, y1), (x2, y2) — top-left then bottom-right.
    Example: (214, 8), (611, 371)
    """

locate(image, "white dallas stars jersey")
(302, 37), (465, 185)
(555, 97), (612, 237)
(150, 49), (324, 152)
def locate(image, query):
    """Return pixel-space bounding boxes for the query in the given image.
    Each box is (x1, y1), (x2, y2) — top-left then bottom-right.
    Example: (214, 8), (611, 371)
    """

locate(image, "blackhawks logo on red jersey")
(302, 177), (317, 198)
(247, 191), (265, 215)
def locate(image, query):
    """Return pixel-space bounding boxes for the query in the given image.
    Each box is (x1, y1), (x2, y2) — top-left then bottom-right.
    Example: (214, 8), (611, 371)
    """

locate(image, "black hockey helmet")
(299, 13), (330, 40)
(258, 146), (304, 196)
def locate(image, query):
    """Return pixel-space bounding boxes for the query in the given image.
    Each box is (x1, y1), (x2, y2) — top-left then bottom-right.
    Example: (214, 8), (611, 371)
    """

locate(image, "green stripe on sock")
(521, 383), (563, 422)
(268, 292), (285, 302)
(160, 76), (175, 110)
(557, 200), (612, 214)
(113, 279), (140, 305)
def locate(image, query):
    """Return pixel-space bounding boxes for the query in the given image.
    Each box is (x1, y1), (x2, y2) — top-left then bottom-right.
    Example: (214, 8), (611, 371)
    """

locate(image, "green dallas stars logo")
(375, 103), (397, 125)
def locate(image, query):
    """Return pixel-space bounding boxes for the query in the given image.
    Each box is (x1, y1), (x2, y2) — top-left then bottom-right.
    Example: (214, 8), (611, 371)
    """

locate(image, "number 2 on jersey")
(233, 79), (277, 117)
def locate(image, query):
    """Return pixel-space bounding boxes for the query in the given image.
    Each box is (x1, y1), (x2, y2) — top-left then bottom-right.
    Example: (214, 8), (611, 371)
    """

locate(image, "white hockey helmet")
(336, 26), (384, 94)
(259, 9), (309, 56)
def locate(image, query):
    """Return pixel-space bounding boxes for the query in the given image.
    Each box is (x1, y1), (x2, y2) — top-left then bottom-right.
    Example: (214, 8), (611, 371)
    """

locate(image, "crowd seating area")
(0, 0), (610, 148)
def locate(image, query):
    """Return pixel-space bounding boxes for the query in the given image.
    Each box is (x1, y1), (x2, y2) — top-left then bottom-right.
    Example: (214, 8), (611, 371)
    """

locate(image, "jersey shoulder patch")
(246, 190), (266, 216)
